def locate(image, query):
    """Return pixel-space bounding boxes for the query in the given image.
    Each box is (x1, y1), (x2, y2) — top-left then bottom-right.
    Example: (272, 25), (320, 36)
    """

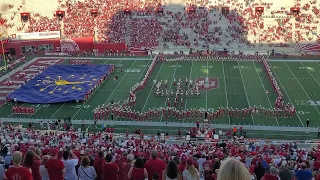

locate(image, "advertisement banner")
(15, 31), (60, 40)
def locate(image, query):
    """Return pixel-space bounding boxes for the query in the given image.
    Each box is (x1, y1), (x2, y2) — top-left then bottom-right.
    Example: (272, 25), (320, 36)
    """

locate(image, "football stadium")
(1, 0), (320, 179)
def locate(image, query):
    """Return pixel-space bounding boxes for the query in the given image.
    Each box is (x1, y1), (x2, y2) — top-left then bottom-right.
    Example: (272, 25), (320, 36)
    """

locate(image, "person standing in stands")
(62, 150), (79, 180)
(254, 162), (266, 180)
(46, 148), (65, 180)
(295, 163), (312, 180)
(93, 151), (105, 180)
(145, 150), (166, 180)
(114, 155), (125, 180)
(5, 151), (33, 180)
(127, 158), (148, 180)
(23, 150), (41, 180)
(77, 156), (97, 180)
(123, 154), (134, 180)
(102, 153), (119, 180)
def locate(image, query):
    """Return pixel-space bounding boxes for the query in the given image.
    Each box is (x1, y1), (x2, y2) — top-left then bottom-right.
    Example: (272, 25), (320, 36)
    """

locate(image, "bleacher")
(0, 0), (318, 54)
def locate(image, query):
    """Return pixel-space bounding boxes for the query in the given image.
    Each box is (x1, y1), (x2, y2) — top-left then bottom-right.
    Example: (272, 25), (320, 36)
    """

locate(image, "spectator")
(102, 153), (119, 180)
(178, 154), (188, 174)
(114, 154), (125, 180)
(261, 166), (279, 180)
(62, 150), (79, 180)
(254, 162), (266, 180)
(93, 151), (105, 180)
(212, 158), (220, 172)
(0, 156), (4, 180)
(204, 170), (215, 180)
(45, 148), (65, 180)
(23, 150), (41, 180)
(217, 158), (250, 180)
(39, 155), (50, 180)
(163, 160), (182, 180)
(145, 150), (166, 180)
(77, 156), (97, 180)
(197, 154), (206, 177)
(128, 157), (148, 180)
(5, 151), (33, 180)
(279, 164), (293, 180)
(1, 144), (8, 157)
(295, 163), (312, 180)
(123, 154), (134, 180)
(245, 155), (253, 167)
(4, 151), (12, 168)
(182, 159), (200, 180)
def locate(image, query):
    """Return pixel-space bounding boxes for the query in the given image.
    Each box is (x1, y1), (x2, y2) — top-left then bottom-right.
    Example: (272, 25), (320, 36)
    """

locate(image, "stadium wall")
(4, 38), (129, 55)
(94, 43), (127, 52)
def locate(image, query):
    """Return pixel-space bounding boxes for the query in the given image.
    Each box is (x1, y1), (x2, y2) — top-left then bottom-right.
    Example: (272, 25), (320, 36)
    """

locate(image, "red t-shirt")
(24, 160), (41, 180)
(102, 163), (119, 180)
(45, 159), (65, 180)
(145, 158), (166, 180)
(178, 162), (186, 173)
(115, 160), (125, 180)
(123, 163), (132, 180)
(93, 159), (106, 180)
(5, 166), (33, 180)
(131, 167), (145, 180)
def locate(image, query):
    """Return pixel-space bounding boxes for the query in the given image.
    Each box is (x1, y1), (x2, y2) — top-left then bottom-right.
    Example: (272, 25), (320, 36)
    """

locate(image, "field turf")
(1, 56), (320, 134)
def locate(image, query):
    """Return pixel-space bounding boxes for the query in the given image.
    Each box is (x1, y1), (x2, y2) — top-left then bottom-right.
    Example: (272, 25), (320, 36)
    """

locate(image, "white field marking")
(222, 61), (231, 125)
(252, 61), (279, 126)
(237, 61), (255, 125)
(160, 61), (179, 122)
(71, 59), (134, 120)
(141, 63), (164, 112)
(206, 60), (208, 110)
(284, 62), (320, 115)
(269, 59), (304, 126)
(184, 61), (194, 111)
(50, 59), (100, 119)
(300, 62), (320, 87)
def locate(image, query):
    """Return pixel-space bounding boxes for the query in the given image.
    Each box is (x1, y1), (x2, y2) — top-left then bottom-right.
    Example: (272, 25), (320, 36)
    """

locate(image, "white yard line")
(71, 59), (134, 120)
(237, 61), (255, 125)
(141, 63), (164, 112)
(184, 61), (194, 111)
(269, 62), (304, 127)
(222, 61), (231, 125)
(160, 61), (179, 122)
(252, 61), (279, 126)
(49, 60), (100, 119)
(284, 62), (320, 116)
(206, 60), (208, 110)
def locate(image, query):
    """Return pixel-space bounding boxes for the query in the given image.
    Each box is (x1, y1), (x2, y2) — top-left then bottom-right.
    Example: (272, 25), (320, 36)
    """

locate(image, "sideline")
(0, 118), (317, 133)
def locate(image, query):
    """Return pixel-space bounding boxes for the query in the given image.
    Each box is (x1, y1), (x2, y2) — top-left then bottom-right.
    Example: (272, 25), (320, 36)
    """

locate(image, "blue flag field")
(9, 64), (112, 103)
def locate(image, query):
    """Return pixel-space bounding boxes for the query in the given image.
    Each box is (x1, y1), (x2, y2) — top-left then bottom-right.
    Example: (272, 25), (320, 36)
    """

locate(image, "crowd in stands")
(25, 16), (60, 33)
(3, 0), (320, 49)
(1, 121), (320, 180)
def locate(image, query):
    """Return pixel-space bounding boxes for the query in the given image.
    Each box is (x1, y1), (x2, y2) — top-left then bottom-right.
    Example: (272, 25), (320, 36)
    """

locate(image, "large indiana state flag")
(9, 64), (112, 103)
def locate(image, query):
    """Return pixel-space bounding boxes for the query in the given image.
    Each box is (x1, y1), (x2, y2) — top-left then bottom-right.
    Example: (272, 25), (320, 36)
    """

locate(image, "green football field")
(1, 56), (320, 135)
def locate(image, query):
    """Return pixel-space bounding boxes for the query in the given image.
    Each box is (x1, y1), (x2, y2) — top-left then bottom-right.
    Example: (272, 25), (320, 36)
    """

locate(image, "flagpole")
(0, 33), (7, 71)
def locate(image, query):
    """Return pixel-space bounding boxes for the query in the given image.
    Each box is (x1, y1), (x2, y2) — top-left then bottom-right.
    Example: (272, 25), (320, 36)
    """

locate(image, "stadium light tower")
(0, 27), (7, 71)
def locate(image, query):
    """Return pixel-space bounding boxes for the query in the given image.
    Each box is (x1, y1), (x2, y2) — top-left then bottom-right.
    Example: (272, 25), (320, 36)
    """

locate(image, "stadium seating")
(0, 0), (319, 53)
(1, 121), (320, 180)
